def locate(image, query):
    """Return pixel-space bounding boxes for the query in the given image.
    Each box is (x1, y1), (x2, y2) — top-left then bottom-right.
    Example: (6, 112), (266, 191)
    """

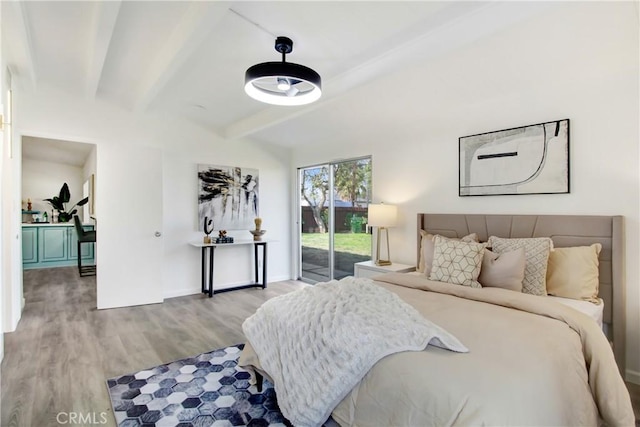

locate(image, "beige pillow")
(487, 236), (553, 296)
(546, 244), (602, 304)
(478, 248), (526, 292)
(429, 235), (484, 288)
(418, 231), (479, 276)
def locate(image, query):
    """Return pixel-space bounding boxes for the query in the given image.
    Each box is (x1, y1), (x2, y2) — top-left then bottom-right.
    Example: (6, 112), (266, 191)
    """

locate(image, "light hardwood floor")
(2, 267), (640, 426)
(1, 267), (307, 427)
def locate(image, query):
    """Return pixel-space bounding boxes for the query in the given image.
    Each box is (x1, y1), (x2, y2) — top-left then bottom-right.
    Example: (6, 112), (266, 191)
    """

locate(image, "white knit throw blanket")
(242, 277), (468, 427)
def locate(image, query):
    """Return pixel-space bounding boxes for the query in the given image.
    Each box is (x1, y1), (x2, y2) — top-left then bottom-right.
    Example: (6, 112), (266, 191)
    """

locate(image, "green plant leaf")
(58, 212), (72, 222)
(44, 197), (64, 211)
(59, 183), (71, 204)
(76, 197), (89, 207)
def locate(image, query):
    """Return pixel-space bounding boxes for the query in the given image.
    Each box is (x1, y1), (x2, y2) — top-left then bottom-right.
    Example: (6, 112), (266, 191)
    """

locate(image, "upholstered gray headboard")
(417, 213), (625, 375)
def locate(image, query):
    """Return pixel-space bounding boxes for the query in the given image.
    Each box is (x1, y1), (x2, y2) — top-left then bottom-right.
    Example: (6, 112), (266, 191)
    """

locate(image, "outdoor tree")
(334, 160), (371, 207)
(301, 160), (372, 233)
(301, 167), (329, 233)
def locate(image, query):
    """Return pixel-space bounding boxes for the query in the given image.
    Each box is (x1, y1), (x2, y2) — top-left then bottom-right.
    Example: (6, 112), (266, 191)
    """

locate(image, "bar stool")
(73, 215), (96, 276)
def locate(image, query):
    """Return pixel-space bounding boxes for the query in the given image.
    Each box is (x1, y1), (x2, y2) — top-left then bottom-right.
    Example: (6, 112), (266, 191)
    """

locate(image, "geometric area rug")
(106, 344), (291, 427)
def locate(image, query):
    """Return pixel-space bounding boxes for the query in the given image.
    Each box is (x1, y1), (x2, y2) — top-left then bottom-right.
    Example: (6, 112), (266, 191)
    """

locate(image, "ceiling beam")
(133, 1), (231, 112)
(85, 1), (122, 99)
(10, 1), (37, 90)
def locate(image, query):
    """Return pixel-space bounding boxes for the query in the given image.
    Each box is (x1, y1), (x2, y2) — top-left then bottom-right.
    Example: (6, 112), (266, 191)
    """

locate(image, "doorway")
(21, 136), (98, 300)
(298, 157), (372, 282)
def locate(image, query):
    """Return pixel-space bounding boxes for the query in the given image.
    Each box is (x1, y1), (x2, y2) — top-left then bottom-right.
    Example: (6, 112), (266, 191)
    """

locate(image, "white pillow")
(429, 235), (485, 288)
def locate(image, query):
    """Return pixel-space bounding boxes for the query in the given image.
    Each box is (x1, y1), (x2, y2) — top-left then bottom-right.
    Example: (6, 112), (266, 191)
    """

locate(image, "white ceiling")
(22, 136), (94, 167)
(3, 1), (555, 149)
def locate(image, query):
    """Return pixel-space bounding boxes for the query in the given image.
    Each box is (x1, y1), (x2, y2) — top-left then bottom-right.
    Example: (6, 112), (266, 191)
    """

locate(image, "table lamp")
(367, 203), (398, 266)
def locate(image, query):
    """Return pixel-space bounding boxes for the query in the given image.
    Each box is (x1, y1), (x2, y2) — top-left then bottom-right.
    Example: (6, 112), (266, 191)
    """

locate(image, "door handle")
(155, 231), (162, 237)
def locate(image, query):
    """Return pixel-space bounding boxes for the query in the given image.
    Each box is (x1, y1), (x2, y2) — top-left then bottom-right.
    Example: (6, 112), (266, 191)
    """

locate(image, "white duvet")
(241, 276), (468, 427)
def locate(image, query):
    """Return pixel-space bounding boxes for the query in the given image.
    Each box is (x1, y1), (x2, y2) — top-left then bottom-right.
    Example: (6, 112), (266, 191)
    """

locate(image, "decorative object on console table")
(367, 203), (398, 266)
(203, 216), (213, 244)
(215, 230), (234, 244)
(249, 217), (267, 241)
(459, 119), (570, 196)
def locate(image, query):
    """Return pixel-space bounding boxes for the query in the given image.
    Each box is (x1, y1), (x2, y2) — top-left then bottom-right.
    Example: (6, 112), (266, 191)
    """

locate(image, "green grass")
(301, 232), (371, 256)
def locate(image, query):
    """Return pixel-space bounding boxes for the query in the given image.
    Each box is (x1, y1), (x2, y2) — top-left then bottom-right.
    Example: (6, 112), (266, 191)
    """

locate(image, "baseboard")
(269, 274), (291, 283)
(626, 369), (640, 385)
(163, 288), (201, 299)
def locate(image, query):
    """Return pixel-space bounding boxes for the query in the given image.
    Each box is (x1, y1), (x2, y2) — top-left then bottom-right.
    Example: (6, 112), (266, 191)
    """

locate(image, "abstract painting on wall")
(198, 164), (259, 230)
(459, 119), (569, 196)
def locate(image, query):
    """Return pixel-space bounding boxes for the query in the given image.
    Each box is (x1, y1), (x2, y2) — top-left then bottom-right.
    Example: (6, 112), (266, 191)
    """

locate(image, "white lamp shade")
(367, 204), (397, 227)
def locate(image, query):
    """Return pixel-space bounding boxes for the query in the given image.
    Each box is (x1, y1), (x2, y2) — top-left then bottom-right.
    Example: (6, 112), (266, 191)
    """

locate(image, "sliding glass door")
(299, 157), (371, 282)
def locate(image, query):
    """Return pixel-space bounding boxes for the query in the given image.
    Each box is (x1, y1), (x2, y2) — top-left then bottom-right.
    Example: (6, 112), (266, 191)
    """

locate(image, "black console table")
(189, 240), (268, 297)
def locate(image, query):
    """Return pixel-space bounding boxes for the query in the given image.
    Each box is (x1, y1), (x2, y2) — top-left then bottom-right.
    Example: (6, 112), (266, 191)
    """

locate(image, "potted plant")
(44, 183), (89, 223)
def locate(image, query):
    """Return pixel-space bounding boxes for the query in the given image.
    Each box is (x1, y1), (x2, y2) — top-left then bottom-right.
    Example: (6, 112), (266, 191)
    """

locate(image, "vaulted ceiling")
(3, 1), (554, 148)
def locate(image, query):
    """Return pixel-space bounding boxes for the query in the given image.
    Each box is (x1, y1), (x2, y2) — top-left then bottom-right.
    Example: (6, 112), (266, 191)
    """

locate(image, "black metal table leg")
(261, 243), (267, 289)
(209, 246), (215, 298)
(201, 247), (206, 294)
(254, 243), (258, 284)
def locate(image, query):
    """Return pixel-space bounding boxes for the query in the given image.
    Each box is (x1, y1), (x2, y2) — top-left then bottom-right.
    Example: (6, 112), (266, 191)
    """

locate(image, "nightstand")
(354, 260), (415, 279)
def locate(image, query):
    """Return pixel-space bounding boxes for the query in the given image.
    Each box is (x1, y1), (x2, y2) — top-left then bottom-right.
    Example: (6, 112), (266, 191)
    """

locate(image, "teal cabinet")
(22, 224), (95, 270)
(40, 227), (68, 262)
(22, 227), (38, 264)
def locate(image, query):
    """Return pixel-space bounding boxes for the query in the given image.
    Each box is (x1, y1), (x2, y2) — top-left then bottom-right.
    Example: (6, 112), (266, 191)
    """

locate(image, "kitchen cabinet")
(22, 223), (95, 270)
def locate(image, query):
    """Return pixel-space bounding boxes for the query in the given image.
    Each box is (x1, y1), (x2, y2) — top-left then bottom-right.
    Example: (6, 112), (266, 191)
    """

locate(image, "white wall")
(2, 63), (21, 333)
(11, 83), (292, 312)
(22, 158), (84, 221)
(0, 1), (5, 360)
(162, 137), (292, 298)
(291, 2), (640, 382)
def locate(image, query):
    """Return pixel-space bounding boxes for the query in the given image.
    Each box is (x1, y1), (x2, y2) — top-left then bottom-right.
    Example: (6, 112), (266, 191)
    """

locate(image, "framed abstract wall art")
(459, 119), (569, 196)
(197, 164), (259, 230)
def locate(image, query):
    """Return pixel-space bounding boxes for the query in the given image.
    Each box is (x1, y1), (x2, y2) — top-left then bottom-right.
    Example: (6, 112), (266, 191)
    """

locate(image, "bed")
(239, 214), (634, 426)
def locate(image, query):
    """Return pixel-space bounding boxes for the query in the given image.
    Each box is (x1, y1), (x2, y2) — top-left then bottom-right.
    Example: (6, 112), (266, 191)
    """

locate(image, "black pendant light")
(244, 36), (322, 106)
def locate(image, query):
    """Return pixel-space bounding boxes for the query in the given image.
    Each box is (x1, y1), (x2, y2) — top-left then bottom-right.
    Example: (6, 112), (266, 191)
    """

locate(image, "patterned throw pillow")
(418, 231), (479, 275)
(429, 235), (485, 288)
(487, 236), (554, 296)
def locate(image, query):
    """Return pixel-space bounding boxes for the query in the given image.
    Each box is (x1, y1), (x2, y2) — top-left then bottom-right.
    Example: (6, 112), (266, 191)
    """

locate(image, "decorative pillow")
(546, 244), (602, 304)
(487, 236), (553, 296)
(478, 248), (526, 292)
(418, 231), (479, 276)
(429, 235), (484, 288)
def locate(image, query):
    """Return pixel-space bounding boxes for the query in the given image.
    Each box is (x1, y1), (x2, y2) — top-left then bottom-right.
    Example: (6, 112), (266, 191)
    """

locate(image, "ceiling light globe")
(277, 78), (291, 91)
